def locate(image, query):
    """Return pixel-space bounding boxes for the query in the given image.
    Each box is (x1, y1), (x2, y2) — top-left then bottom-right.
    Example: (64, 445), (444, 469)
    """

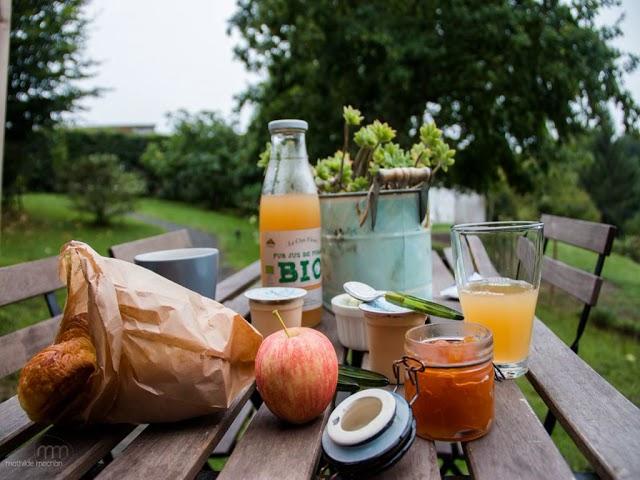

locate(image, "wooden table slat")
(527, 319), (640, 480)
(0, 424), (136, 480)
(96, 385), (254, 480)
(361, 355), (440, 480)
(464, 380), (573, 480)
(0, 396), (45, 458)
(218, 309), (344, 480)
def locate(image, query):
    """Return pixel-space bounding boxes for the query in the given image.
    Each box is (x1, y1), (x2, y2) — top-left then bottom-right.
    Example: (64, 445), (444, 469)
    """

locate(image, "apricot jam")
(403, 323), (494, 442)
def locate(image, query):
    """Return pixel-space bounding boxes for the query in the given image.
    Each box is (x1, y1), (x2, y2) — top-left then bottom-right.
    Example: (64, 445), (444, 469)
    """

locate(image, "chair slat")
(432, 250), (455, 294)
(430, 252), (462, 321)
(108, 229), (192, 263)
(0, 315), (62, 378)
(0, 257), (61, 307)
(541, 214), (616, 255)
(0, 396), (45, 458)
(466, 235), (500, 277)
(527, 319), (640, 480)
(463, 381), (573, 480)
(443, 246), (455, 271)
(445, 243), (475, 278)
(218, 309), (344, 480)
(215, 260), (260, 303)
(542, 256), (603, 306)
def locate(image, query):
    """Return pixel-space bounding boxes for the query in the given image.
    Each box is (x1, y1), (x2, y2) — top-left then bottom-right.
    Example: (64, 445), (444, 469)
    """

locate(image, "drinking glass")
(451, 221), (543, 378)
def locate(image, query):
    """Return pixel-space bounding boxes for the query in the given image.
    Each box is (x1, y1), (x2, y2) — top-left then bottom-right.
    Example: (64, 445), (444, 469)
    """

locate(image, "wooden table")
(1, 253), (639, 480)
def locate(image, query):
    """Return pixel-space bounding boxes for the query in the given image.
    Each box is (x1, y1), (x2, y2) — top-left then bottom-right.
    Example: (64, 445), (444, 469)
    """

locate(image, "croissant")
(18, 312), (97, 423)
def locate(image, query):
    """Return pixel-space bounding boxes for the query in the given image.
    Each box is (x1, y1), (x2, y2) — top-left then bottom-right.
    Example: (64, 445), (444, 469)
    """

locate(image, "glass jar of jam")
(402, 322), (494, 442)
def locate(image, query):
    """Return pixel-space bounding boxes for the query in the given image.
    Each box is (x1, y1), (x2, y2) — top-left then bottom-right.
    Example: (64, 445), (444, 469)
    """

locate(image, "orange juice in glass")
(452, 222), (543, 378)
(458, 279), (538, 365)
(259, 120), (323, 327)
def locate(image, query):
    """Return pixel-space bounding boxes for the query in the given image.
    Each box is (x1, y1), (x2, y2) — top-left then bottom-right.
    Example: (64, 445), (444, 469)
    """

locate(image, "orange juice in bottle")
(259, 120), (322, 327)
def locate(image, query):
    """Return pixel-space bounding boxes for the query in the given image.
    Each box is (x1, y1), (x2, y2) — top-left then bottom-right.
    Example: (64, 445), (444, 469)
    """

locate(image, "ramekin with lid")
(331, 293), (368, 351)
(244, 287), (307, 337)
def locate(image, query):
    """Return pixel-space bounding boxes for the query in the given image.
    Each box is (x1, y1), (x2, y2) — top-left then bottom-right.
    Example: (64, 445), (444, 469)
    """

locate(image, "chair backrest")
(109, 229), (193, 263)
(0, 257), (61, 309)
(539, 214), (616, 307)
(0, 257), (64, 378)
(541, 214), (616, 256)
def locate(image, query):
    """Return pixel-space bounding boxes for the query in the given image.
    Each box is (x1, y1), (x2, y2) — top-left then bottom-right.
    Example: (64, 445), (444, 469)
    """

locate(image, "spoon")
(343, 281), (386, 302)
(343, 281), (464, 320)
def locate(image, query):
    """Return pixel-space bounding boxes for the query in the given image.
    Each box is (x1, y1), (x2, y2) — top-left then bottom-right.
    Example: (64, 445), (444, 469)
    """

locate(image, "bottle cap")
(268, 119), (308, 132)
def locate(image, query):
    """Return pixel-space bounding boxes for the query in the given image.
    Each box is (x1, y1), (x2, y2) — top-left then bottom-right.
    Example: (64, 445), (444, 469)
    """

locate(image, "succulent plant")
(258, 106), (456, 193)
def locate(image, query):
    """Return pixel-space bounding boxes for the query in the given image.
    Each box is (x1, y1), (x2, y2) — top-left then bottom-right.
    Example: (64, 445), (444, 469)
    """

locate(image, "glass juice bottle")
(259, 119), (322, 327)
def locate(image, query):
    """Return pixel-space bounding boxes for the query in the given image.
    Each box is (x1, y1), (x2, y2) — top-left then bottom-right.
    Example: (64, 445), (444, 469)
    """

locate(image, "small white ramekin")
(331, 293), (368, 351)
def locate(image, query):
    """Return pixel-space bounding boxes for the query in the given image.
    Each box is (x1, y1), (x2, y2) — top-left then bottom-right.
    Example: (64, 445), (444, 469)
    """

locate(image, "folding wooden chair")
(540, 214), (616, 354)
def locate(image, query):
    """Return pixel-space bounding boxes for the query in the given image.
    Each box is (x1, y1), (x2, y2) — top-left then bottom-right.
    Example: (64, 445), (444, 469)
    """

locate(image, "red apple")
(255, 327), (338, 424)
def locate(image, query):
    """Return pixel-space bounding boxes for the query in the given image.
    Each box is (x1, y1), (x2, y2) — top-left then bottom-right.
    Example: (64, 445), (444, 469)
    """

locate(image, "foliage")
(4, 0), (98, 200)
(580, 128), (640, 232)
(613, 235), (640, 264)
(20, 128), (164, 193)
(488, 161), (599, 222)
(260, 106), (455, 193)
(230, 0), (639, 193)
(67, 154), (145, 225)
(141, 111), (258, 211)
(55, 128), (165, 173)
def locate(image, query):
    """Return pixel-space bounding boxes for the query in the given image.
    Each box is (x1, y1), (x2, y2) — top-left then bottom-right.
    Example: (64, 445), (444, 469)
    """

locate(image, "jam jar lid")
(322, 389), (416, 476)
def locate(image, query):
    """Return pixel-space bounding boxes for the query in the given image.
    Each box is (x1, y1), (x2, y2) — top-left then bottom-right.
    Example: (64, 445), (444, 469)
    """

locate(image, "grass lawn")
(136, 198), (258, 269)
(0, 194), (163, 336)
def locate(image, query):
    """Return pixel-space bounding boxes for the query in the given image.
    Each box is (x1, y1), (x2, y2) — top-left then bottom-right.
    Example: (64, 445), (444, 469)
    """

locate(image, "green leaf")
(385, 291), (464, 320)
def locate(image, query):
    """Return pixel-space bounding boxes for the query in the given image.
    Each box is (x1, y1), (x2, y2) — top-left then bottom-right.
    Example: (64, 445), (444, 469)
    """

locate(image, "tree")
(141, 111), (258, 210)
(581, 126), (640, 231)
(229, 0), (638, 192)
(3, 0), (97, 201)
(67, 153), (145, 225)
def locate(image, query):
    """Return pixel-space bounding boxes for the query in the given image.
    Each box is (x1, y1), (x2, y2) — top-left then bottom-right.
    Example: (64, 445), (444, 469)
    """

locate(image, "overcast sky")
(73, 0), (640, 133)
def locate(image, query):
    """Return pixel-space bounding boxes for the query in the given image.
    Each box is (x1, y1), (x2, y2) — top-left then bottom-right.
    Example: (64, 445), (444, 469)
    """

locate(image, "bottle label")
(260, 227), (322, 311)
